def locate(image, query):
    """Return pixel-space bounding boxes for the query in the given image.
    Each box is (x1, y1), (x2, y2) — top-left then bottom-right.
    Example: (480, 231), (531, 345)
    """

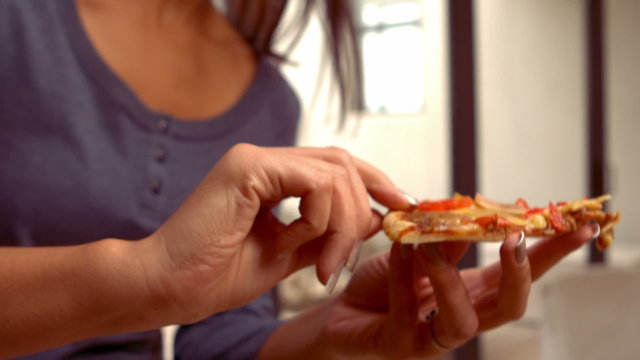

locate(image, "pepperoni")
(516, 198), (531, 210)
(548, 201), (566, 232)
(524, 207), (546, 219)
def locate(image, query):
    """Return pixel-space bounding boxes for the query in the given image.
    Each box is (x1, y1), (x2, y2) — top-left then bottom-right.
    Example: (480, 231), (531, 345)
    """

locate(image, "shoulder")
(0, 0), (61, 26)
(0, 0), (66, 51)
(1, 0), (71, 72)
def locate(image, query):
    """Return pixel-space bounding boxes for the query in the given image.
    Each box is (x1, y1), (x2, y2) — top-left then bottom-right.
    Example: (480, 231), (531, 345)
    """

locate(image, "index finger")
(272, 147), (412, 211)
(351, 157), (413, 211)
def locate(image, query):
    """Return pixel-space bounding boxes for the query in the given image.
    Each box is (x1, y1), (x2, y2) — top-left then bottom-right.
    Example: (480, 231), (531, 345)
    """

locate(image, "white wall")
(476, 0), (587, 208)
(606, 0), (640, 260)
(475, 0), (588, 262)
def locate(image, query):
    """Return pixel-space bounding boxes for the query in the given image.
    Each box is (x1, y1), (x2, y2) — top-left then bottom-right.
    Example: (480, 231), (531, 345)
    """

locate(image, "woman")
(0, 0), (597, 358)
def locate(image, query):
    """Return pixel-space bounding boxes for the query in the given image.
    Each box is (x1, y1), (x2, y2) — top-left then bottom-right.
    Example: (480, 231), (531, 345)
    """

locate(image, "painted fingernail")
(589, 221), (601, 240)
(515, 231), (527, 265)
(420, 244), (448, 267)
(346, 241), (363, 271)
(401, 244), (413, 260)
(399, 190), (418, 206)
(326, 261), (345, 294)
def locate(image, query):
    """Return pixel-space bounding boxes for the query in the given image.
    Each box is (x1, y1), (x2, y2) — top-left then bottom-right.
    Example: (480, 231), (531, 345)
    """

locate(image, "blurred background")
(276, 0), (640, 359)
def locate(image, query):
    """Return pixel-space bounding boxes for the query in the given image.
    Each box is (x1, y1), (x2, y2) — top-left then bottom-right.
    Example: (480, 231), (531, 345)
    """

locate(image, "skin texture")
(75, 0), (257, 120)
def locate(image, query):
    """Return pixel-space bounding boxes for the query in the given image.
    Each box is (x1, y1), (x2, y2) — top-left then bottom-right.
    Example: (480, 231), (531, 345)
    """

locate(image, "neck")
(77, 0), (218, 31)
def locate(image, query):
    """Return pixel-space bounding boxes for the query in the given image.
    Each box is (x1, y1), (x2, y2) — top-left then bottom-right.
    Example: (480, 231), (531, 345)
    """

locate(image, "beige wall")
(475, 0), (588, 262)
(476, 0), (587, 211)
(606, 0), (640, 259)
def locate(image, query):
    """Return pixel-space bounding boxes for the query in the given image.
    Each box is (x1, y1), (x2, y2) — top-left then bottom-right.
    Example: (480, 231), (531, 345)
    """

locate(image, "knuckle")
(448, 317), (479, 341)
(312, 170), (334, 191)
(325, 146), (353, 165)
(331, 164), (350, 181)
(228, 142), (260, 157)
(304, 216), (327, 237)
(226, 143), (265, 166)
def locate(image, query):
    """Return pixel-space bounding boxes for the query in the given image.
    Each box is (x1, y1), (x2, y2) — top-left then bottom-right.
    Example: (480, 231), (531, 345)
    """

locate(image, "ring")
(425, 309), (450, 351)
(589, 221), (601, 240)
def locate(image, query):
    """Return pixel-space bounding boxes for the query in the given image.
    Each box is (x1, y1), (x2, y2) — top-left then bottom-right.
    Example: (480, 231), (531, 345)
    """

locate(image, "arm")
(0, 238), (172, 358)
(1, 145), (410, 357)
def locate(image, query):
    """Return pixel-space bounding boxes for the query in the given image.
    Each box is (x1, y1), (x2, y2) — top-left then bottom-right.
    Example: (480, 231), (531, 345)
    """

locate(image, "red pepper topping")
(516, 198), (531, 210)
(496, 216), (512, 228)
(474, 215), (497, 228)
(418, 196), (474, 212)
(474, 215), (511, 229)
(524, 207), (546, 219)
(548, 201), (566, 232)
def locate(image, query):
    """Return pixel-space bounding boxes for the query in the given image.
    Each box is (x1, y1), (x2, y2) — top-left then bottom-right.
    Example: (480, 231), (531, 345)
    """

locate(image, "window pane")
(380, 1), (422, 24)
(359, 0), (425, 114)
(362, 25), (425, 114)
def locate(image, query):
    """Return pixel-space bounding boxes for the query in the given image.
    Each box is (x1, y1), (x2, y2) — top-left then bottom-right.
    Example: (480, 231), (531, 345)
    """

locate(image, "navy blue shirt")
(0, 0), (299, 358)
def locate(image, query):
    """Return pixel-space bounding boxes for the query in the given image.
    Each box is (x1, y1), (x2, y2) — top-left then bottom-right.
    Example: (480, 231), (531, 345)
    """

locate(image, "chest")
(76, 2), (257, 120)
(0, 74), (299, 247)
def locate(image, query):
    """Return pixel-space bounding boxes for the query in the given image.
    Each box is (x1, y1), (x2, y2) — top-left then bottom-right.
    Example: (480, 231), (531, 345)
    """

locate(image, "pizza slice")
(383, 193), (621, 251)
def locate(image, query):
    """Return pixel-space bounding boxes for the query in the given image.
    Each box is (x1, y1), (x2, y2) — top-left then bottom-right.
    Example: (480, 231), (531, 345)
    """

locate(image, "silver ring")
(425, 309), (450, 351)
(590, 222), (601, 240)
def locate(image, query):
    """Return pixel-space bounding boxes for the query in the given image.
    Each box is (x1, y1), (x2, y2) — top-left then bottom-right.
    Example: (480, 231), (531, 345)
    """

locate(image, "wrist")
(132, 234), (193, 325)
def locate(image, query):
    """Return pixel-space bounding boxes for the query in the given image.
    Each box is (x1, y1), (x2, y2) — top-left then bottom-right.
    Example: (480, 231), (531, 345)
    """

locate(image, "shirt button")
(153, 145), (167, 163)
(157, 117), (170, 133)
(149, 178), (162, 195)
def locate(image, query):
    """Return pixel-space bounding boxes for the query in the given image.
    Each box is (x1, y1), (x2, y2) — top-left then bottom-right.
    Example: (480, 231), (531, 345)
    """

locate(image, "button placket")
(143, 116), (171, 211)
(157, 116), (170, 134)
(153, 144), (168, 163)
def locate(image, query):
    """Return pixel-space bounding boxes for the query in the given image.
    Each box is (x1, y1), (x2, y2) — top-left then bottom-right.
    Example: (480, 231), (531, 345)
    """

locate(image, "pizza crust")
(383, 211), (506, 244)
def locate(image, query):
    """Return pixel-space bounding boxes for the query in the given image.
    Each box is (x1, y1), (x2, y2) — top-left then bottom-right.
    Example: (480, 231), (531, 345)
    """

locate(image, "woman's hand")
(319, 224), (597, 359)
(142, 144), (411, 323)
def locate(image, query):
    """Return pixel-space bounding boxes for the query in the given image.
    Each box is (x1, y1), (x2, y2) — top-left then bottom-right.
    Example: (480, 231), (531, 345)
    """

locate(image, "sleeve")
(174, 289), (283, 360)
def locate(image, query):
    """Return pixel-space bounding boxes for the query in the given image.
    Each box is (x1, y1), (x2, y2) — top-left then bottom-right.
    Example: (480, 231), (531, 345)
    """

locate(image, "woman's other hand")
(142, 144), (411, 323)
(318, 224), (597, 359)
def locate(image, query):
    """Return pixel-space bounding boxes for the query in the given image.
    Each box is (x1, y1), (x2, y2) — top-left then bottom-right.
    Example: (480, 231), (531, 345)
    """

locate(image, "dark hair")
(226, 0), (362, 128)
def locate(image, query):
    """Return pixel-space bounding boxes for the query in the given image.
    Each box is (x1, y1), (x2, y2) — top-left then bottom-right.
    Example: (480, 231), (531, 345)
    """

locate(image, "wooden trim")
(586, 0), (607, 264)
(448, 0), (481, 359)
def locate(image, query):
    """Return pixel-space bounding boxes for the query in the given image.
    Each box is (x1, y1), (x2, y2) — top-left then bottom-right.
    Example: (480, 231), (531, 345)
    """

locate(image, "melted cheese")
(452, 206), (545, 229)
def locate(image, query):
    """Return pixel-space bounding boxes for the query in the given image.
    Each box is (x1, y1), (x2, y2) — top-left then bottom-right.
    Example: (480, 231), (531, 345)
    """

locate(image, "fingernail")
(589, 221), (601, 241)
(515, 231), (527, 265)
(326, 261), (345, 294)
(346, 241), (363, 271)
(420, 244), (448, 267)
(401, 244), (413, 260)
(399, 189), (418, 206)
